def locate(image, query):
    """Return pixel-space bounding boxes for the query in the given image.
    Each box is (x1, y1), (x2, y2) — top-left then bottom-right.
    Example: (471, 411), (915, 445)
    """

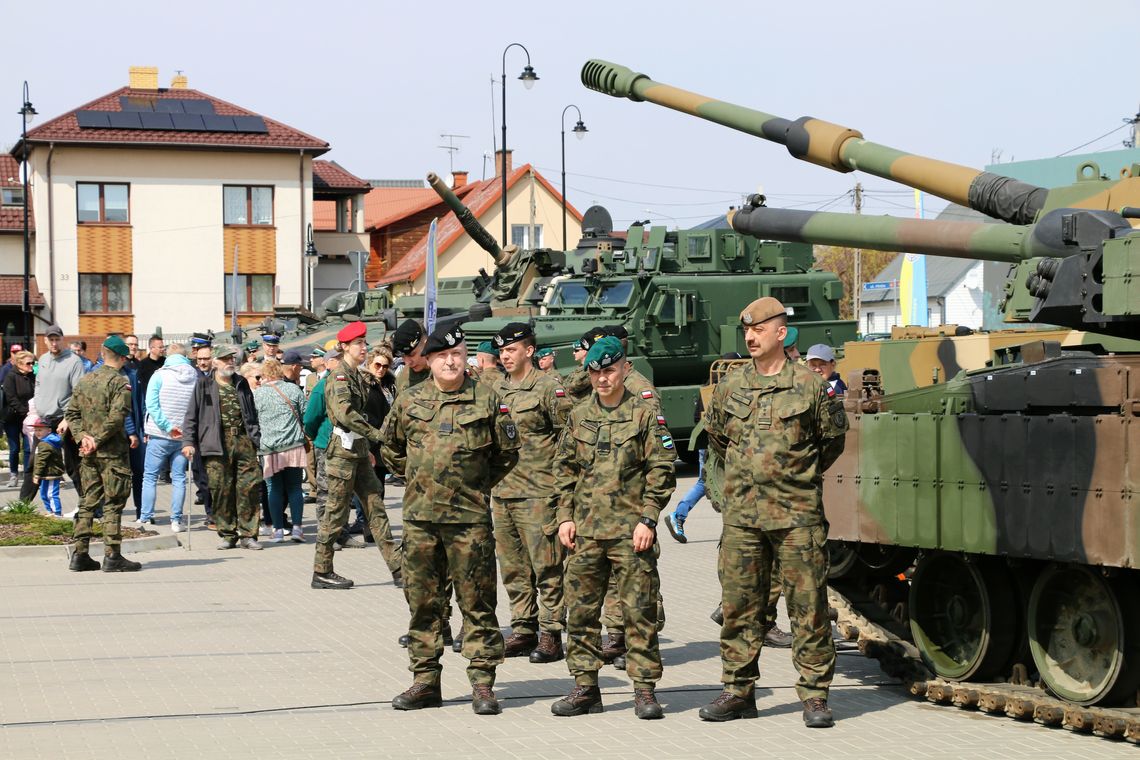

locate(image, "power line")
(1056, 123), (1129, 157)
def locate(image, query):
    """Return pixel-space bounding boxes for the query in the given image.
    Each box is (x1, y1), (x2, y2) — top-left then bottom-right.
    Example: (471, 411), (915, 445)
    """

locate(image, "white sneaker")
(63, 509), (78, 519)
(258, 525), (272, 537)
(290, 526), (305, 543)
(133, 518), (145, 527)
(171, 521), (184, 533)
(270, 529), (285, 543)
(6, 474), (17, 488)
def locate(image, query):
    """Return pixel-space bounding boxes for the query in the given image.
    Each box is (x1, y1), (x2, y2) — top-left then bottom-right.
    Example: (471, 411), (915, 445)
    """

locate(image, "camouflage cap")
(423, 324), (465, 356)
(477, 341), (499, 357)
(391, 319), (424, 356)
(102, 334), (131, 358)
(740, 297), (787, 326)
(584, 336), (625, 370)
(783, 325), (799, 348)
(493, 321), (532, 349)
(213, 344), (239, 360)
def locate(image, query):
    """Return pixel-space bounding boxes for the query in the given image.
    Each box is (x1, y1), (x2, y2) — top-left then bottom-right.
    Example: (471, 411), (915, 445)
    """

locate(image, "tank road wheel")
(908, 553), (1018, 681)
(827, 541), (860, 581)
(856, 544), (916, 578)
(1028, 565), (1140, 705)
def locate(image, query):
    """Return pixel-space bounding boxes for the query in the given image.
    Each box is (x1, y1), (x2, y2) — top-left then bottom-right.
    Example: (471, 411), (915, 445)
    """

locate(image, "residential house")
(0, 155), (44, 341)
(11, 66), (330, 345)
(310, 160), (370, 305)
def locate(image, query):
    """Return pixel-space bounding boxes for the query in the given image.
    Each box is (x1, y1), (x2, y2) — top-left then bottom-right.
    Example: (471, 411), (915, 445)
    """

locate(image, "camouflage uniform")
(314, 360), (403, 577)
(705, 360), (847, 701)
(206, 381), (262, 540)
(564, 367), (592, 403)
(489, 368), (572, 638)
(394, 365), (431, 397)
(381, 375), (520, 687)
(554, 389), (676, 689)
(65, 365), (132, 556)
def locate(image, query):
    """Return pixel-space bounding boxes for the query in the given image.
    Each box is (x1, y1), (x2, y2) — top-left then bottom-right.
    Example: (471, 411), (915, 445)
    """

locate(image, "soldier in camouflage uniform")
(312, 321), (404, 590)
(182, 344), (263, 550)
(551, 336), (676, 720)
(563, 328), (602, 403)
(66, 336), (140, 573)
(381, 323), (520, 715)
(698, 297), (847, 728)
(488, 322), (572, 663)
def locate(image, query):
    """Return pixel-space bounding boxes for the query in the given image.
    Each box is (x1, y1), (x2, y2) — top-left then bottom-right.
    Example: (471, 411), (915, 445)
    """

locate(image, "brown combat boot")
(392, 682), (442, 711)
(698, 690), (758, 722)
(600, 633), (626, 663)
(528, 632), (563, 663)
(471, 684), (501, 715)
(633, 688), (663, 720)
(551, 685), (603, 716)
(503, 631), (538, 658)
(763, 624), (793, 648)
(802, 697), (834, 728)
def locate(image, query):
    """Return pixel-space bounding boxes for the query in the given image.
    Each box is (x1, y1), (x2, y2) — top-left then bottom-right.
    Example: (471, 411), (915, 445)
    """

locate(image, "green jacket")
(303, 373), (333, 450)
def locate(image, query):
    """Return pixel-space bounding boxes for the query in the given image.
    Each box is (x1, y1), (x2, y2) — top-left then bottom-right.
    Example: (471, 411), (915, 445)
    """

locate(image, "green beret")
(477, 341), (499, 357)
(102, 335), (130, 358)
(783, 325), (799, 349)
(584, 336), (624, 370)
(535, 347), (554, 359)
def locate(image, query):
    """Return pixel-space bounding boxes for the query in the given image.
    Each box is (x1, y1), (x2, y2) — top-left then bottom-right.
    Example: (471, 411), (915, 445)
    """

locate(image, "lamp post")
(18, 82), (36, 344)
(500, 43), (538, 247)
(304, 222), (319, 312)
(560, 105), (587, 250)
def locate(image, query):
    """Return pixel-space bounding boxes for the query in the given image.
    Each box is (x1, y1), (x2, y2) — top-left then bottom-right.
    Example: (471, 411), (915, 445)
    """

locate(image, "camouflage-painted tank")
(585, 59), (1140, 705)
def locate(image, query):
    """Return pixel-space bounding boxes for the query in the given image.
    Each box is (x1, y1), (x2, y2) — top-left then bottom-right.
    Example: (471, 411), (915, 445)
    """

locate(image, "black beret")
(580, 326), (606, 352)
(392, 319), (424, 356)
(493, 322), (533, 348)
(423, 324), (465, 356)
(602, 324), (629, 341)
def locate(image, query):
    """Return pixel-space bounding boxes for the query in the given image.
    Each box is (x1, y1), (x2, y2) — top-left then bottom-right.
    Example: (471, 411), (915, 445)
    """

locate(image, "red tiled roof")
(0, 275), (44, 306)
(0, 156), (32, 232)
(12, 87), (329, 156)
(313, 160), (370, 193)
(374, 164), (581, 286)
(313, 183), (480, 232)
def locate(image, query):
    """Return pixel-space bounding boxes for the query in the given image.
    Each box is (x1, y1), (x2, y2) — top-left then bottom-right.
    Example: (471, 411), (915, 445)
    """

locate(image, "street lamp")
(500, 43), (538, 247)
(304, 222), (319, 311)
(18, 81), (36, 344)
(561, 105), (588, 250)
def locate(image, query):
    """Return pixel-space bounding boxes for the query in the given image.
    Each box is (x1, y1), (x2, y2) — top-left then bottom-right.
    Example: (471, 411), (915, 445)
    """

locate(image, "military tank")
(584, 59), (1140, 706)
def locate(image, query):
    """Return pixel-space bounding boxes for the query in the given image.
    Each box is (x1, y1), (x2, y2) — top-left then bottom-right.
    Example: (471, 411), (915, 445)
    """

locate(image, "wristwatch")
(639, 516), (658, 529)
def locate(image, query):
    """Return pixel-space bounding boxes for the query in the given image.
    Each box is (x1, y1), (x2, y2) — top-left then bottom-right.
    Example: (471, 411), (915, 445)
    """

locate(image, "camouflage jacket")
(394, 365), (430, 397)
(64, 364), (132, 459)
(704, 360), (847, 530)
(488, 367), (572, 501)
(324, 360), (382, 461)
(564, 367), (592, 403)
(625, 366), (661, 413)
(381, 375), (520, 524)
(554, 390), (677, 539)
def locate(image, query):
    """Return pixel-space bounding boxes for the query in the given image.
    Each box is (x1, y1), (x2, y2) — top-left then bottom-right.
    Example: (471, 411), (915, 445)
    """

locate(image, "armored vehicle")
(584, 59), (1140, 705)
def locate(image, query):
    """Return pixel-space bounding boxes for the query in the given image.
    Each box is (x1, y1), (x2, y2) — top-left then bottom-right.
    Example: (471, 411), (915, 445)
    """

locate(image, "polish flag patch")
(826, 386), (836, 398)
(641, 390), (654, 399)
(656, 415), (666, 426)
(554, 388), (566, 398)
(499, 403), (510, 414)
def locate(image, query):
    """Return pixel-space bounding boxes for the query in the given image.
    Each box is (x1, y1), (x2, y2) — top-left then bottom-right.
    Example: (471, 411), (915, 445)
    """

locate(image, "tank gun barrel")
(581, 60), (1048, 226)
(427, 172), (511, 266)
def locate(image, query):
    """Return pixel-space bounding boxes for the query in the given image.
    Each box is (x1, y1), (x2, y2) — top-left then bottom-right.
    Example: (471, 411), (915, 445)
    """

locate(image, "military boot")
(633, 688), (664, 720)
(600, 633), (626, 663)
(710, 604), (724, 626)
(390, 568), (403, 589)
(68, 551), (100, 572)
(503, 631), (538, 658)
(101, 549), (141, 573)
(550, 685), (603, 716)
(449, 623), (462, 652)
(764, 624), (793, 648)
(392, 682), (442, 711)
(311, 571), (353, 589)
(612, 654), (627, 670)
(698, 690), (757, 722)
(528, 632), (563, 663)
(802, 697), (834, 728)
(471, 685), (501, 715)
(398, 634), (411, 648)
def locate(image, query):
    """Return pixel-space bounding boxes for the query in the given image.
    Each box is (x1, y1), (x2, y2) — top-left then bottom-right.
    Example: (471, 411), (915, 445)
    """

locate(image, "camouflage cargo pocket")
(106, 463), (133, 502)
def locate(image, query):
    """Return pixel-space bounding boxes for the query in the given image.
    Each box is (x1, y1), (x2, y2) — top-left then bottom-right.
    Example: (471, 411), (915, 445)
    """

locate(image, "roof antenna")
(437, 133), (469, 174)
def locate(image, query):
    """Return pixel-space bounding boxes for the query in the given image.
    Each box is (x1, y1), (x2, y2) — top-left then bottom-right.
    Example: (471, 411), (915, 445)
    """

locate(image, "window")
(77, 182), (129, 223)
(511, 224), (542, 249)
(1, 187), (23, 206)
(224, 186), (273, 225)
(79, 274), (131, 313)
(224, 274), (274, 312)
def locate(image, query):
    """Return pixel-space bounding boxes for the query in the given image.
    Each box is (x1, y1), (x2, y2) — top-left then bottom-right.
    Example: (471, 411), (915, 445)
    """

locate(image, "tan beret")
(739, 297), (787, 326)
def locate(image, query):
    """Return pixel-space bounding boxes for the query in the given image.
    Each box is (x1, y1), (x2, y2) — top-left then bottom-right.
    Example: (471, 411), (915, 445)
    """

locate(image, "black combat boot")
(633, 688), (664, 720)
(528, 632), (563, 663)
(101, 549), (141, 573)
(612, 654), (627, 670)
(503, 631), (538, 658)
(698, 690), (758, 722)
(449, 623), (461, 652)
(764, 624), (793, 648)
(390, 568), (403, 589)
(398, 634), (411, 648)
(710, 604), (724, 625)
(471, 685), (501, 715)
(68, 551), (100, 572)
(392, 682), (442, 711)
(600, 632), (625, 663)
(311, 571), (354, 589)
(802, 697), (834, 728)
(551, 685), (603, 716)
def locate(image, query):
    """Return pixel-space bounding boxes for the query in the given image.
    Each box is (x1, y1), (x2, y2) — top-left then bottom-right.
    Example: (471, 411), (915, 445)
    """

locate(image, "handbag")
(270, 382), (312, 453)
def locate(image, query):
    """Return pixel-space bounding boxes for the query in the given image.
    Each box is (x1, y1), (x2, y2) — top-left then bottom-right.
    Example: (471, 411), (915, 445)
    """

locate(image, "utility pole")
(852, 182), (863, 333)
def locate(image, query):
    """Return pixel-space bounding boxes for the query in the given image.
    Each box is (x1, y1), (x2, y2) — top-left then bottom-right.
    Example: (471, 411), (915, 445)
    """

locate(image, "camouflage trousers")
(493, 498), (564, 635)
(565, 536), (662, 689)
(204, 434), (262, 539)
(602, 574), (666, 633)
(314, 452), (402, 576)
(73, 455), (131, 555)
(403, 519), (504, 687)
(718, 523), (835, 701)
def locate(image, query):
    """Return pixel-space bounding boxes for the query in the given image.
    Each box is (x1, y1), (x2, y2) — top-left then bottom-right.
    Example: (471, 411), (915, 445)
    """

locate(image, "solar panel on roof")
(232, 115), (269, 134)
(76, 111), (112, 129)
(154, 99), (186, 114)
(108, 111), (143, 128)
(170, 113), (206, 131)
(120, 97), (155, 112)
(202, 115), (236, 132)
(182, 100), (214, 115)
(139, 112), (174, 130)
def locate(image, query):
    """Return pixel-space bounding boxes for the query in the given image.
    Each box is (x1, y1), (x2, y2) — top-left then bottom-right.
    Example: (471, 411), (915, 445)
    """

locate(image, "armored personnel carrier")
(584, 59), (1140, 705)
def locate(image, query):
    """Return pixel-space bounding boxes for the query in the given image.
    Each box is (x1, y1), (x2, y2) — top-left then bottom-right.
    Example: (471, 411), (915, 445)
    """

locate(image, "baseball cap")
(805, 344), (836, 363)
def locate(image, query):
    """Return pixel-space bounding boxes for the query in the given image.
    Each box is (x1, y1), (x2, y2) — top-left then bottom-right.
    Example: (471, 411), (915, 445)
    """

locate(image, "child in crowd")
(31, 418), (65, 517)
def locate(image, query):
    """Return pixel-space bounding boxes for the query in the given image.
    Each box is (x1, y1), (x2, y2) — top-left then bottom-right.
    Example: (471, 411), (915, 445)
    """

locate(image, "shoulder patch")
(499, 403), (510, 414)
(660, 434), (675, 450)
(825, 385), (836, 398)
(554, 388), (566, 398)
(656, 414), (666, 426)
(641, 390), (654, 399)
(335, 374), (347, 381)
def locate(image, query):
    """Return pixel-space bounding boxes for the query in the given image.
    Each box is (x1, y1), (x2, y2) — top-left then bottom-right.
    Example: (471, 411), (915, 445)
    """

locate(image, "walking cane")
(184, 453), (192, 552)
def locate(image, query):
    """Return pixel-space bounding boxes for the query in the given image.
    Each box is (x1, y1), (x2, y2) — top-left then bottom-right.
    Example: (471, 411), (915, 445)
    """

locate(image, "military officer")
(392, 319), (430, 396)
(535, 347), (556, 372)
(311, 321), (404, 590)
(488, 322), (572, 663)
(551, 336), (676, 719)
(260, 333), (282, 363)
(381, 323), (520, 715)
(66, 335), (140, 573)
(563, 328), (603, 403)
(698, 297), (847, 728)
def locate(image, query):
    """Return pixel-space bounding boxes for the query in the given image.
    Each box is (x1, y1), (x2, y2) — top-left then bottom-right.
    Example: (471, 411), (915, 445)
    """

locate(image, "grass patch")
(0, 512), (154, 546)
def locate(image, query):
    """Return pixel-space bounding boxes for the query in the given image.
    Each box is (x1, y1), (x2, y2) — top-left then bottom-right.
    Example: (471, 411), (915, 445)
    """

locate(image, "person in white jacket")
(138, 343), (198, 530)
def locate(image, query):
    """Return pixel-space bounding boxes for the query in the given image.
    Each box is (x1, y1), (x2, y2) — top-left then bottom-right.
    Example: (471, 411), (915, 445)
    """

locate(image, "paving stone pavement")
(0, 467), (1133, 759)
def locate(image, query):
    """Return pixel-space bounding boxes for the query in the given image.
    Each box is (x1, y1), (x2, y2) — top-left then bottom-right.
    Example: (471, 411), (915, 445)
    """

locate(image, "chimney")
(170, 72), (188, 89)
(451, 171), (468, 190)
(129, 66), (159, 90)
(495, 149), (513, 178)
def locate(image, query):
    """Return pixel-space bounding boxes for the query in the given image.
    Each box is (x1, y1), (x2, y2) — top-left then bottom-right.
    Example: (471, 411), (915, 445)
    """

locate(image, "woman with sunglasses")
(3, 351), (35, 488)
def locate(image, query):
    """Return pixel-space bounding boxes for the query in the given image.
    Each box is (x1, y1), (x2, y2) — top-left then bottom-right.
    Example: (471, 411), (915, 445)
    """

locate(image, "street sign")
(863, 280), (898, 291)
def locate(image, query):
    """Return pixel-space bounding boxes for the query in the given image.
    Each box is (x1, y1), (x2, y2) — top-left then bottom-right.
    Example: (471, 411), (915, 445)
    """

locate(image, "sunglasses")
(373, 362), (390, 369)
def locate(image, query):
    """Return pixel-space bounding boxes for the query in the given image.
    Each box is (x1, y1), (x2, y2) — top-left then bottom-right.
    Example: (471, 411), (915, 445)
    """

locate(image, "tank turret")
(426, 171), (513, 267)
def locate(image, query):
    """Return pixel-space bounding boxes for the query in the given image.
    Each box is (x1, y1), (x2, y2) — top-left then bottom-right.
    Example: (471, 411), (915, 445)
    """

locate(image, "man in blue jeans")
(665, 449), (705, 544)
(139, 343), (197, 530)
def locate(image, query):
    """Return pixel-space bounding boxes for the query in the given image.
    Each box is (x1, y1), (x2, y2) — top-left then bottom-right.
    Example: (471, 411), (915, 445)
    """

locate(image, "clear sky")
(4, 0), (1135, 230)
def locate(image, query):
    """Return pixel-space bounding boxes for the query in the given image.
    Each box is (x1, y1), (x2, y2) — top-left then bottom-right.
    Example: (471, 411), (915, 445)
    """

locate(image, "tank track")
(828, 583), (1140, 743)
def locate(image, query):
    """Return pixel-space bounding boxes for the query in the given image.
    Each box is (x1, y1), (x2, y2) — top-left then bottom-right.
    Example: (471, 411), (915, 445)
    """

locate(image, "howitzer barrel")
(581, 60), (1047, 226)
(426, 172), (511, 266)
(728, 206), (1066, 263)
